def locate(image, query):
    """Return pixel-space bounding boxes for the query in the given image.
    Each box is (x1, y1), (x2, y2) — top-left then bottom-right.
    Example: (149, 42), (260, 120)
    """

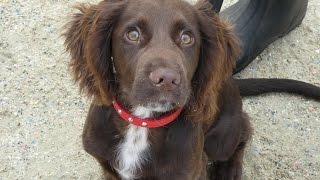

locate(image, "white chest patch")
(115, 106), (152, 180)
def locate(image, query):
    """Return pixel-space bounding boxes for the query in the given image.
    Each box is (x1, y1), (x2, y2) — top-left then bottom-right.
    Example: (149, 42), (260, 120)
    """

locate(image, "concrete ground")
(0, 0), (319, 179)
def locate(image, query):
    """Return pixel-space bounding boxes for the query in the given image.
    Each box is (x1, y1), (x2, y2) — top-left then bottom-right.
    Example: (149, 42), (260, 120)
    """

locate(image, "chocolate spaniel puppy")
(64, 0), (320, 179)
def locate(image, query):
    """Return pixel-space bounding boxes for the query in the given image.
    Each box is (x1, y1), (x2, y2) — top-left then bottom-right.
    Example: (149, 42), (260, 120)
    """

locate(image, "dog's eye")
(127, 30), (140, 42)
(180, 33), (193, 45)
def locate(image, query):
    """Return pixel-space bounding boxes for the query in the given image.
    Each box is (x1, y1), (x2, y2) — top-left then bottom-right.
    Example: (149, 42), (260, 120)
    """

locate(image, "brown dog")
(64, 0), (319, 179)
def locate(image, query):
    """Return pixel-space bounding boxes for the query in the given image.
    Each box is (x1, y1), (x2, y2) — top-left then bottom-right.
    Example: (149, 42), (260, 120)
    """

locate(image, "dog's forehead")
(121, 0), (198, 25)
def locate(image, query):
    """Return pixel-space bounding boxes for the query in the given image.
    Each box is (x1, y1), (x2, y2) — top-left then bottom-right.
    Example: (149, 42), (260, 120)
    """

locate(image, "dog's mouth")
(143, 102), (178, 112)
(125, 67), (191, 112)
(130, 85), (190, 112)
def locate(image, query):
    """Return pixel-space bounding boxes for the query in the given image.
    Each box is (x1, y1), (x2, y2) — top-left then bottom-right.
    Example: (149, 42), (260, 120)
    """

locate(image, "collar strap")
(112, 100), (182, 128)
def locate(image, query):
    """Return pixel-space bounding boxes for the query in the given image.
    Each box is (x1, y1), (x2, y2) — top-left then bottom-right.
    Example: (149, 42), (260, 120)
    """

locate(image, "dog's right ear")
(64, 1), (126, 104)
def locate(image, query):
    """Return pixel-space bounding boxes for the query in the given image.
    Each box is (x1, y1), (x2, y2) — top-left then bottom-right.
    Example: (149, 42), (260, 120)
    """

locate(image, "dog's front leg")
(82, 105), (122, 179)
(204, 81), (252, 180)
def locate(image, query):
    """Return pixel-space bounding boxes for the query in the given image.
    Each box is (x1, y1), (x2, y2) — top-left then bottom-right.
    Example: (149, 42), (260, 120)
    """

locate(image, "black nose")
(149, 68), (181, 89)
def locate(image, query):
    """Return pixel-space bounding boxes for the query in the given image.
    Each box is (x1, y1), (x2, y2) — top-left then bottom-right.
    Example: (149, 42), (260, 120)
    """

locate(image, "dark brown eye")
(180, 33), (193, 45)
(127, 30), (140, 41)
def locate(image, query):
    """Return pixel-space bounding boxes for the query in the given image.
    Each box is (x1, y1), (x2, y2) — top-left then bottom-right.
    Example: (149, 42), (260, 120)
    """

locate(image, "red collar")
(112, 100), (182, 128)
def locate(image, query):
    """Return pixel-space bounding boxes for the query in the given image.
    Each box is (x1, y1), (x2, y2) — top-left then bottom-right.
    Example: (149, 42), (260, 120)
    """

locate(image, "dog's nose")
(149, 68), (181, 89)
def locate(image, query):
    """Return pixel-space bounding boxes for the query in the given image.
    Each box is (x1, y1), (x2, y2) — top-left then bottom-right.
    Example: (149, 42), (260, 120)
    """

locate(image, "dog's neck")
(112, 100), (182, 128)
(115, 95), (176, 117)
(132, 106), (156, 118)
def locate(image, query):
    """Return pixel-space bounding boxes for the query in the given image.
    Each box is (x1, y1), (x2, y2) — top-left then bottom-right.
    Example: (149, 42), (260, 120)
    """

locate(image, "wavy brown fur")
(189, 0), (240, 124)
(64, 0), (240, 121)
(64, 0), (248, 179)
(64, 1), (319, 179)
(64, 1), (127, 104)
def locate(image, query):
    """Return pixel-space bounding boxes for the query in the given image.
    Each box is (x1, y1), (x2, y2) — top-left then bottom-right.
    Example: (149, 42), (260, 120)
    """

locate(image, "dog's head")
(64, 0), (239, 119)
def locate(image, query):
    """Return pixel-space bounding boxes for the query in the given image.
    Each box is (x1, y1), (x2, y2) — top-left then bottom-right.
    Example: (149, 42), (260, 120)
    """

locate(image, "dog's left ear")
(64, 1), (126, 104)
(189, 0), (240, 122)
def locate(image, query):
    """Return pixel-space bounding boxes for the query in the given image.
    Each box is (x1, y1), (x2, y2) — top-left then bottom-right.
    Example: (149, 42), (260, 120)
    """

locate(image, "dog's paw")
(104, 173), (119, 180)
(208, 161), (242, 180)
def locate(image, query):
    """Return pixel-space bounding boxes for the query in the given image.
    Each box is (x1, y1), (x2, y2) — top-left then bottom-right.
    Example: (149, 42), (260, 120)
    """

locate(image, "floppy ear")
(189, 0), (240, 122)
(64, 1), (126, 104)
